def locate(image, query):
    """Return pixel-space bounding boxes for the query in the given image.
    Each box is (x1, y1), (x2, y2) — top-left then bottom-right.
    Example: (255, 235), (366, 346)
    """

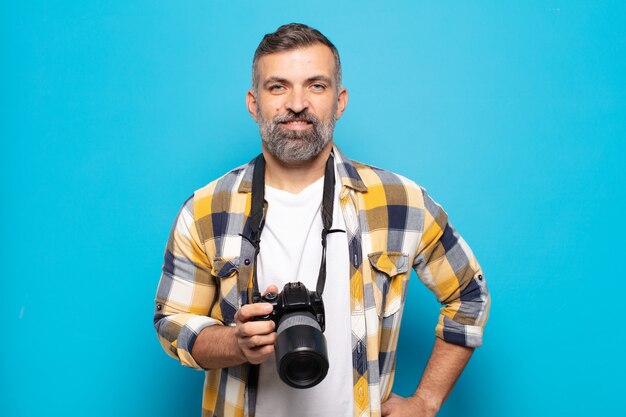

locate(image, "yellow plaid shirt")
(154, 145), (490, 417)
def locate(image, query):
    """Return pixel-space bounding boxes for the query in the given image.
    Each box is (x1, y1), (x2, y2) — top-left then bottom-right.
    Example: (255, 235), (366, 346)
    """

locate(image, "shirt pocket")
(210, 256), (240, 324)
(368, 251), (409, 319)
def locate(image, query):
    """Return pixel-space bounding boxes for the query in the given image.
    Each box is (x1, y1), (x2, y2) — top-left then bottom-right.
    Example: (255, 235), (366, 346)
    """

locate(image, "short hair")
(252, 23), (342, 92)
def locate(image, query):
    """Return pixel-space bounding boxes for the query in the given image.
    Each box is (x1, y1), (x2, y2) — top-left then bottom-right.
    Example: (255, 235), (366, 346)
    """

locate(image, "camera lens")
(275, 312), (329, 389)
(282, 353), (324, 386)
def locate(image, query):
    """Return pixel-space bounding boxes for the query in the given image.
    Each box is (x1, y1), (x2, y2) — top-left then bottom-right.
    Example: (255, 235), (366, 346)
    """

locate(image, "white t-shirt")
(255, 171), (354, 417)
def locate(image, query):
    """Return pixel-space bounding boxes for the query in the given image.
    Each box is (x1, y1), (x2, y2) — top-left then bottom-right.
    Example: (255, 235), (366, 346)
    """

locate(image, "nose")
(285, 87), (309, 114)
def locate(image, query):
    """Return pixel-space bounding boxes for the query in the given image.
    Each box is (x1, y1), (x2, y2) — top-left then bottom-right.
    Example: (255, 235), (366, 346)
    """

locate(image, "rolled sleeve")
(412, 188), (490, 348)
(154, 197), (221, 369)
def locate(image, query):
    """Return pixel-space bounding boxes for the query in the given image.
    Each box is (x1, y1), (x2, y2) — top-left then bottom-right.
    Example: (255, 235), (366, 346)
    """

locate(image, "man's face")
(247, 43), (348, 164)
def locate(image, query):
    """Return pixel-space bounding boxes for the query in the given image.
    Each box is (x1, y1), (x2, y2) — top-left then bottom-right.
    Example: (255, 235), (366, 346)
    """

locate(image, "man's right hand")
(233, 295), (278, 365)
(191, 285), (279, 369)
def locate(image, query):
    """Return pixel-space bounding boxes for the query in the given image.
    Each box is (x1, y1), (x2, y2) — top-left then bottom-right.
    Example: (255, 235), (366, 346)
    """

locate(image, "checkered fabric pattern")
(154, 145), (490, 417)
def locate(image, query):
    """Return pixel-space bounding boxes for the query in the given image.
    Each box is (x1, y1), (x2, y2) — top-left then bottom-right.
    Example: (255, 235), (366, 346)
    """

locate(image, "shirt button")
(244, 259), (251, 266)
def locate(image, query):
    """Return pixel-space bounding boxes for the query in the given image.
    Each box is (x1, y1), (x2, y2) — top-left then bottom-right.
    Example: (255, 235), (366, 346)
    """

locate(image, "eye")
(310, 83), (327, 92)
(268, 84), (286, 93)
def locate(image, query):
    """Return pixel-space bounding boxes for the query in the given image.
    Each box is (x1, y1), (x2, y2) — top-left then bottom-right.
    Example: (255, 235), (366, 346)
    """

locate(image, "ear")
(335, 87), (349, 120)
(246, 89), (259, 122)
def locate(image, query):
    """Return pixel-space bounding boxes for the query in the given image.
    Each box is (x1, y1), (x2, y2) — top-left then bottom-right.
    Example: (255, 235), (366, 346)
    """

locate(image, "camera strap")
(248, 152), (344, 302)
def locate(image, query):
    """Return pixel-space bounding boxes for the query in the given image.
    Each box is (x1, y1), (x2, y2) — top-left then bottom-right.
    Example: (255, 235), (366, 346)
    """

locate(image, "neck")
(262, 143), (333, 194)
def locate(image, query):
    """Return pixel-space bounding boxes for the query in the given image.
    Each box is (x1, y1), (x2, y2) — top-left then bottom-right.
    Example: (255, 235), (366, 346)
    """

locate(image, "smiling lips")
(279, 120), (313, 131)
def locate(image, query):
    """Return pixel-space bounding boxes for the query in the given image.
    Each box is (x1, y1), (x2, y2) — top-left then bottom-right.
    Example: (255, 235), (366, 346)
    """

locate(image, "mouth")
(279, 120), (313, 131)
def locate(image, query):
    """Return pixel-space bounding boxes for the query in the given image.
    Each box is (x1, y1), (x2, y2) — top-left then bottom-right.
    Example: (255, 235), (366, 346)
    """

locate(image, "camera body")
(256, 281), (325, 332)
(254, 282), (329, 389)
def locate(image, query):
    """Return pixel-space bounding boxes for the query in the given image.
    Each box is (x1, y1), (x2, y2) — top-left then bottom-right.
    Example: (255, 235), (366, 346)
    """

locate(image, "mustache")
(272, 110), (320, 124)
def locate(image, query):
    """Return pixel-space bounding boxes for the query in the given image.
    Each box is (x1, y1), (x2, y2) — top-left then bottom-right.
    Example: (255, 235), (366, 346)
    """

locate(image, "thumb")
(263, 284), (279, 296)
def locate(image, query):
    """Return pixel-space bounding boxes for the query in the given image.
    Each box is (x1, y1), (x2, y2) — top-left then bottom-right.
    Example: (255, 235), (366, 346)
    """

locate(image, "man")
(154, 23), (490, 417)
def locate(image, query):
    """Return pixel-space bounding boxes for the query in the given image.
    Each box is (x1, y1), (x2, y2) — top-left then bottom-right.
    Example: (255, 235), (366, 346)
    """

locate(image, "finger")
(236, 320), (276, 337)
(263, 284), (279, 296)
(247, 344), (275, 365)
(381, 401), (391, 416)
(235, 303), (273, 323)
(381, 393), (399, 416)
(241, 333), (277, 349)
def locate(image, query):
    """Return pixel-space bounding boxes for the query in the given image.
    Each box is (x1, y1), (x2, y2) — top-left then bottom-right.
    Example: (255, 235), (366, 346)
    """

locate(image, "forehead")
(255, 43), (336, 82)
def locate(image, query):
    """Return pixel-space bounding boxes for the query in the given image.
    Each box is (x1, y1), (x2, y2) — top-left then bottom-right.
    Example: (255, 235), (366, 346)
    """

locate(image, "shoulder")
(182, 161), (252, 220)
(195, 163), (249, 198)
(349, 159), (429, 208)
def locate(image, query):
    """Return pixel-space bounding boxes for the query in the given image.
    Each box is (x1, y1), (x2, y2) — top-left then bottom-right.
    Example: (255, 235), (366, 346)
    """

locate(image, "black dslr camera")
(255, 282), (328, 389)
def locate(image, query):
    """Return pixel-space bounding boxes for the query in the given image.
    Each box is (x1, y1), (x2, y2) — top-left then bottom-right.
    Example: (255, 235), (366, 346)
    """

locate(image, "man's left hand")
(381, 393), (439, 417)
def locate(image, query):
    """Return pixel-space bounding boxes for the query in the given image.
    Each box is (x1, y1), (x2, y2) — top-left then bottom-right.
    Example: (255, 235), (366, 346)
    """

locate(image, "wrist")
(229, 325), (248, 363)
(192, 325), (248, 369)
(412, 390), (442, 414)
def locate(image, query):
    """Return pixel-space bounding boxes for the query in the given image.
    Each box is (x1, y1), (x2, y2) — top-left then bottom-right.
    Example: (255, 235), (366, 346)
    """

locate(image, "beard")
(257, 109), (336, 163)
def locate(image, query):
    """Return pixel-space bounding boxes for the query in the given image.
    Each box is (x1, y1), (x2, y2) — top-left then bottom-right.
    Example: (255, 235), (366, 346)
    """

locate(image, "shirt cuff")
(173, 315), (223, 370)
(435, 315), (484, 348)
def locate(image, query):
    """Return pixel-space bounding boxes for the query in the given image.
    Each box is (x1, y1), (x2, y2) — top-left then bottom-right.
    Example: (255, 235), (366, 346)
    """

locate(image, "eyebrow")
(263, 77), (289, 88)
(307, 75), (333, 86)
(262, 75), (334, 88)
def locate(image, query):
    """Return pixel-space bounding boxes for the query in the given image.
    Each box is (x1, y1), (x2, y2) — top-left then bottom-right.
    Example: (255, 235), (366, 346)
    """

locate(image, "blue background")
(2, 1), (625, 416)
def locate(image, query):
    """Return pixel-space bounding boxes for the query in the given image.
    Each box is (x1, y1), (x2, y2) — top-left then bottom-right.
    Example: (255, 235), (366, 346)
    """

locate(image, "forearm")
(191, 325), (247, 369)
(413, 338), (474, 412)
(191, 301), (278, 369)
